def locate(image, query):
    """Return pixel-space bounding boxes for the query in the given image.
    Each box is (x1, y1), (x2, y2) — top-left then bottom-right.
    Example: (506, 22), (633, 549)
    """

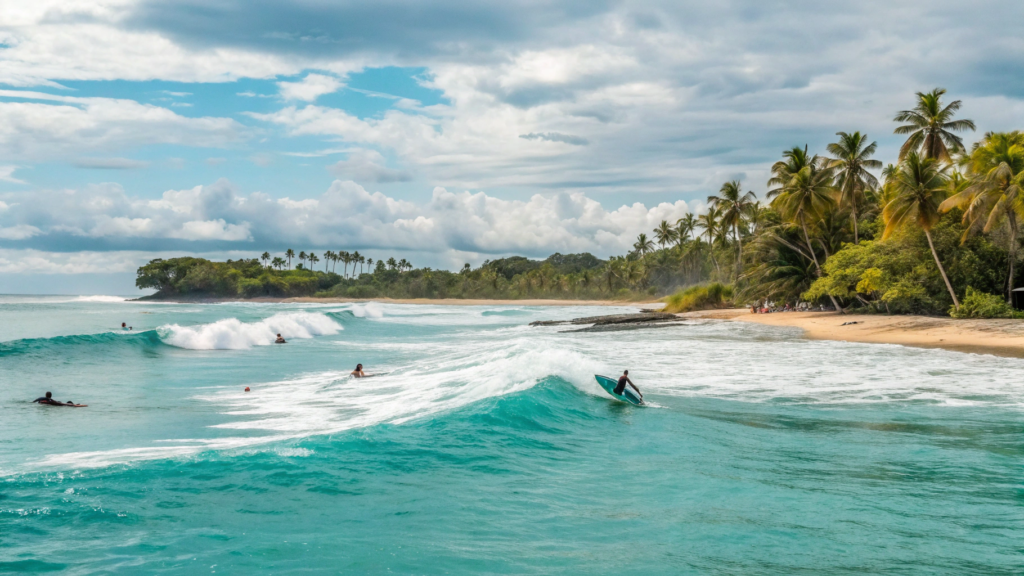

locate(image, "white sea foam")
(349, 302), (384, 318)
(75, 295), (128, 303)
(158, 312), (342, 350)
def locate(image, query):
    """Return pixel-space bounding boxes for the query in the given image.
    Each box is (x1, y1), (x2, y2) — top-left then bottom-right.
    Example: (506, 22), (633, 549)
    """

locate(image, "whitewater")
(1, 296), (1021, 574)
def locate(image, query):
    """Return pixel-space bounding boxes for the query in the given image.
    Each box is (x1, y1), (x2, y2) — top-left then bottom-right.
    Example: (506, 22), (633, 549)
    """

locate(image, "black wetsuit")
(33, 397), (60, 405)
(614, 376), (628, 395)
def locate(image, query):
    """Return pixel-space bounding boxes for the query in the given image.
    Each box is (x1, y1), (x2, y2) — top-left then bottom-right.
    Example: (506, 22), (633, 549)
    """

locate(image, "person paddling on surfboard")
(614, 370), (642, 400)
(351, 364), (366, 378)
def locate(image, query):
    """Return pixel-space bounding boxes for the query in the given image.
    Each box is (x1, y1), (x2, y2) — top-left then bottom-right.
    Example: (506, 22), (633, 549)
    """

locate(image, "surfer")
(275, 333), (287, 344)
(32, 392), (61, 405)
(351, 364), (366, 378)
(614, 370), (642, 400)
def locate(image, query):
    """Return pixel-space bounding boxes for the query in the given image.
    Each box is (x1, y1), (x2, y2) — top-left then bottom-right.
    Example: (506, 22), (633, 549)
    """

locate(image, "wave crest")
(159, 312), (342, 350)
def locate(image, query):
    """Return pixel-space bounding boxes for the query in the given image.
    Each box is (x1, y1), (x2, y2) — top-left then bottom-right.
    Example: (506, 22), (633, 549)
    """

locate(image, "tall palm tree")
(271, 256), (285, 269)
(308, 253), (319, 271)
(367, 258), (374, 273)
(883, 153), (960, 309)
(352, 251), (362, 275)
(770, 162), (845, 311)
(398, 258), (409, 272)
(298, 251), (307, 269)
(708, 180), (757, 278)
(675, 214), (696, 248)
(697, 206), (722, 274)
(940, 131), (1024, 300)
(285, 249), (295, 269)
(633, 233), (654, 257)
(261, 252), (270, 267)
(653, 220), (675, 249)
(387, 257), (397, 271)
(894, 88), (976, 162)
(767, 145), (814, 199)
(340, 251), (350, 277)
(827, 131), (882, 243)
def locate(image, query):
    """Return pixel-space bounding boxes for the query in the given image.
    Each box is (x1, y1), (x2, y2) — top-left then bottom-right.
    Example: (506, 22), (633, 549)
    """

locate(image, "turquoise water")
(1, 296), (1022, 574)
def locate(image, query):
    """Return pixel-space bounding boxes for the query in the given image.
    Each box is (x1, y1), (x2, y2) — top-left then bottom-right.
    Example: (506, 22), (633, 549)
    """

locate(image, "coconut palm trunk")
(1007, 214), (1018, 302)
(734, 223), (743, 280)
(923, 229), (961, 308)
(800, 215), (845, 313)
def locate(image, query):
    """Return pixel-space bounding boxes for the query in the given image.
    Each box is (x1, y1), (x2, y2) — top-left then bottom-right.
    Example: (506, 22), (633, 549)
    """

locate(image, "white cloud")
(73, 157), (150, 170)
(0, 90), (248, 162)
(0, 179), (692, 259)
(277, 74), (344, 102)
(0, 166), (27, 184)
(0, 224), (41, 240)
(327, 149), (412, 183)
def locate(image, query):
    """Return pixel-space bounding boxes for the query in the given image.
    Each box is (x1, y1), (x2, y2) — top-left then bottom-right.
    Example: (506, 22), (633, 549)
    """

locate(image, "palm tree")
(352, 251), (362, 275)
(285, 249), (295, 269)
(339, 251), (350, 277)
(308, 253), (320, 271)
(653, 220), (675, 249)
(708, 180), (757, 278)
(271, 256), (285, 269)
(367, 258), (374, 273)
(940, 131), (1024, 300)
(675, 214), (696, 248)
(770, 162), (845, 311)
(883, 153), (960, 309)
(827, 131), (882, 243)
(298, 251), (307, 269)
(696, 206), (723, 273)
(387, 257), (397, 271)
(894, 88), (976, 162)
(398, 258), (409, 272)
(261, 252), (270, 268)
(767, 145), (814, 199)
(633, 233), (654, 257)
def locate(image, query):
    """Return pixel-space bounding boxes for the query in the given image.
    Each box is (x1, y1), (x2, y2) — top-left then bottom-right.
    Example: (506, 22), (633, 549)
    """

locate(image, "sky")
(1, 0), (1022, 294)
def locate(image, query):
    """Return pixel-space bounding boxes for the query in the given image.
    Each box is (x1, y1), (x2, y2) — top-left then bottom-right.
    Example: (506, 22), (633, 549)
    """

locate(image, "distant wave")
(0, 330), (164, 357)
(74, 295), (129, 303)
(158, 312), (342, 350)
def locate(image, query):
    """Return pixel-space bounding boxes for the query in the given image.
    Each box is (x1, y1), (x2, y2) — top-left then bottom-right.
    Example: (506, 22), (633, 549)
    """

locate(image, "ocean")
(1, 296), (1021, 574)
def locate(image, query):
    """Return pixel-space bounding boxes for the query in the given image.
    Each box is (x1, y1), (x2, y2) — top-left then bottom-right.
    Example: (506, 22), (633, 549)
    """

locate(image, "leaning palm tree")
(771, 162), (845, 312)
(367, 258), (374, 272)
(708, 180), (757, 278)
(675, 214), (696, 248)
(940, 131), (1024, 300)
(827, 131), (882, 243)
(767, 145), (814, 199)
(894, 88), (976, 162)
(883, 153), (959, 309)
(633, 233), (654, 257)
(653, 220), (675, 249)
(352, 251), (362, 275)
(285, 249), (295, 269)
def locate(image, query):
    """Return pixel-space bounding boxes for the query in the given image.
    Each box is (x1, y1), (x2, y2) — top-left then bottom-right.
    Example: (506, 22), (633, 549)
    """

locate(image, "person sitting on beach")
(613, 370), (642, 400)
(351, 364), (366, 378)
(32, 392), (61, 405)
(275, 333), (286, 344)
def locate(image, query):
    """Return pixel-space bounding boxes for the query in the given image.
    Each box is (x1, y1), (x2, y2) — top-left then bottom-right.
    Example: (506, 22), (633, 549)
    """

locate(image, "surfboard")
(595, 375), (644, 406)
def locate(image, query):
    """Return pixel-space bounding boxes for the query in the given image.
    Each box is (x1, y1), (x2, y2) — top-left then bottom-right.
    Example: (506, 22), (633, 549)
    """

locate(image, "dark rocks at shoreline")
(530, 311), (686, 332)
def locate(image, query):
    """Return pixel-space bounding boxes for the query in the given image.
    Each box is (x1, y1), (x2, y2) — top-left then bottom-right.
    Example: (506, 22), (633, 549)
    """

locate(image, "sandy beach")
(682, 308), (1024, 358)
(152, 296), (663, 307)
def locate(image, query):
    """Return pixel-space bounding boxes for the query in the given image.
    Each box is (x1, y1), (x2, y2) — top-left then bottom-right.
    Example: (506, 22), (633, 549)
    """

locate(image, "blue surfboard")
(595, 375), (645, 405)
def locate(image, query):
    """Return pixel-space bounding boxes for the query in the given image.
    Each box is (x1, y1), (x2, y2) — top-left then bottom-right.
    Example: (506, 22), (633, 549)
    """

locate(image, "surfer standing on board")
(614, 370), (642, 400)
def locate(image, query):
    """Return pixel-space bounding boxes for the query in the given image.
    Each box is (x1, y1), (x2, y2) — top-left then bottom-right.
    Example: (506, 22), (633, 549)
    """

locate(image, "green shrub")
(950, 287), (1024, 319)
(661, 283), (733, 313)
(345, 285), (379, 298)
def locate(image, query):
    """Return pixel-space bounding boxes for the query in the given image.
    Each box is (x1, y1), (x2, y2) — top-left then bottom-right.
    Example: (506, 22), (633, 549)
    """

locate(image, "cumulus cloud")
(0, 179), (695, 261)
(277, 73), (344, 101)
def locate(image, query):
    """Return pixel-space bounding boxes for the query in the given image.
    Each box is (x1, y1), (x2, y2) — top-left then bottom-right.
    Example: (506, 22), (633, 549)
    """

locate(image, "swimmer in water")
(351, 364), (366, 378)
(275, 333), (286, 344)
(32, 392), (61, 406)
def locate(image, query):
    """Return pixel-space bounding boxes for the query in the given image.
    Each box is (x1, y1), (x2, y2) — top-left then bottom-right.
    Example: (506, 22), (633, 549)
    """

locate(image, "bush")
(950, 287), (1024, 319)
(661, 283), (733, 313)
(345, 285), (379, 298)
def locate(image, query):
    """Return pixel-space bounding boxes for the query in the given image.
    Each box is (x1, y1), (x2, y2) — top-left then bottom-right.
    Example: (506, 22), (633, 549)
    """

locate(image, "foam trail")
(159, 312), (342, 350)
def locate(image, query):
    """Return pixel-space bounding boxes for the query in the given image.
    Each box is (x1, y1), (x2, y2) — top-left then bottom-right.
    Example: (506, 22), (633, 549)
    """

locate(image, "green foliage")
(661, 283), (733, 313)
(949, 287), (1024, 319)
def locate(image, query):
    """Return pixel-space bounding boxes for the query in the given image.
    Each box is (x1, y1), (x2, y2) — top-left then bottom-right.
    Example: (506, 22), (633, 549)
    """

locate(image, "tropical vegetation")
(138, 88), (1023, 318)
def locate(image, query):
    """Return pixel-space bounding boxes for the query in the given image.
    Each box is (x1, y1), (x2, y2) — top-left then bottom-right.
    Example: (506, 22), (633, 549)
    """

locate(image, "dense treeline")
(138, 88), (1023, 316)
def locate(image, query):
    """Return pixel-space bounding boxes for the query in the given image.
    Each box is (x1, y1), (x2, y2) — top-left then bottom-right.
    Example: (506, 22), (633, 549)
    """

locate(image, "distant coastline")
(134, 294), (662, 307)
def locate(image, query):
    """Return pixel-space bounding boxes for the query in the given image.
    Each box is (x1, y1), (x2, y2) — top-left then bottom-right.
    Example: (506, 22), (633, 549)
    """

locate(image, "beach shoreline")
(681, 308), (1024, 358)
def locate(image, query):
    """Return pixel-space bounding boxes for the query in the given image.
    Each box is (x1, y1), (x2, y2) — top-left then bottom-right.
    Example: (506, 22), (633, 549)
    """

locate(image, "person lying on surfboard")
(614, 370), (642, 400)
